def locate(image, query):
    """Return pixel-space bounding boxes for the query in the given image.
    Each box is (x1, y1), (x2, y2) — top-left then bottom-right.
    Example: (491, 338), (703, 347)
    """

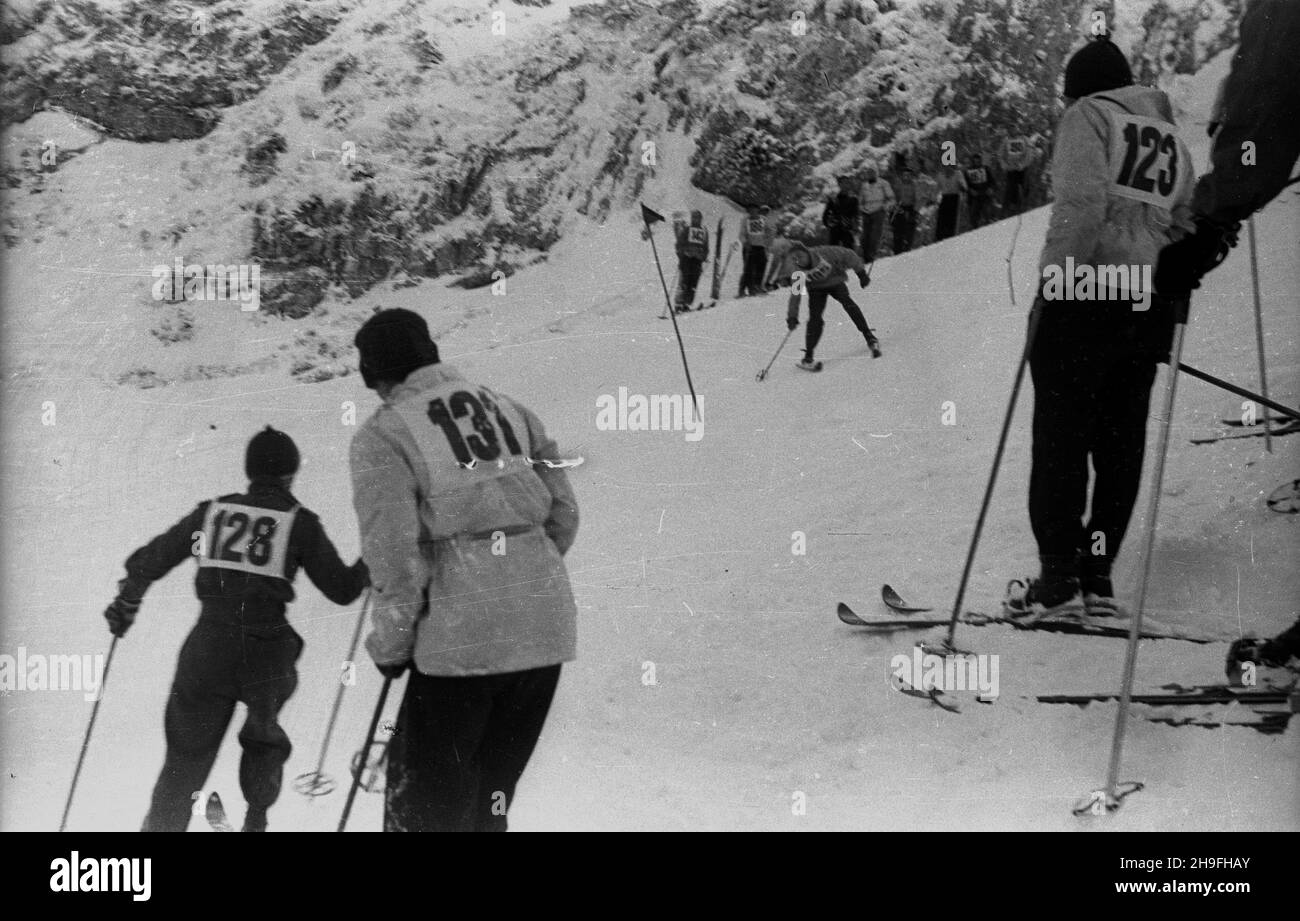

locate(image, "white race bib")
(199, 501), (296, 580)
(1106, 110), (1191, 210)
(393, 382), (533, 501)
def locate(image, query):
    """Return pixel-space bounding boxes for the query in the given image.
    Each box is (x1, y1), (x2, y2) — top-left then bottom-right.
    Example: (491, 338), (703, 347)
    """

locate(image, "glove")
(104, 580), (143, 638)
(786, 315), (798, 331)
(376, 660), (410, 680)
(1154, 216), (1240, 297)
(856, 270), (870, 288)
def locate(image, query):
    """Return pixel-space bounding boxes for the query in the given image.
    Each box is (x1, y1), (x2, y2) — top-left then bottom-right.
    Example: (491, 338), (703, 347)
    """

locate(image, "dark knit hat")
(246, 426), (299, 479)
(1063, 37), (1133, 100)
(354, 308), (439, 389)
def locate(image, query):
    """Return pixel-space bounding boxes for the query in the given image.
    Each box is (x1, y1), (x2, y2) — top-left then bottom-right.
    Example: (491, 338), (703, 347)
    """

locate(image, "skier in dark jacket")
(675, 210), (710, 312)
(1155, 0), (1300, 295)
(104, 427), (369, 832)
(963, 154), (997, 228)
(782, 243), (880, 369)
(822, 176), (860, 249)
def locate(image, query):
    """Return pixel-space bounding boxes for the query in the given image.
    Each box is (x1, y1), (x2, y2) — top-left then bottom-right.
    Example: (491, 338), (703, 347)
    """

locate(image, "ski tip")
(836, 602), (868, 626)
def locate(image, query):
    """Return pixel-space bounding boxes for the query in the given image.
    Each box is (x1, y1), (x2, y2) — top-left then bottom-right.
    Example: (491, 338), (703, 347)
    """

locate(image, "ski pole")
(337, 675), (393, 832)
(1175, 363), (1299, 422)
(295, 589), (372, 797)
(943, 300), (1042, 650)
(641, 206), (702, 420)
(661, 270), (679, 320)
(756, 328), (795, 382)
(1102, 311), (1190, 810)
(1247, 218), (1273, 451)
(59, 636), (118, 832)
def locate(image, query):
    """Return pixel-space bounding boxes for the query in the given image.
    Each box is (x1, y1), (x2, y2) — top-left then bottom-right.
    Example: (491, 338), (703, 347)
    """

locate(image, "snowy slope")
(2, 42), (1298, 832)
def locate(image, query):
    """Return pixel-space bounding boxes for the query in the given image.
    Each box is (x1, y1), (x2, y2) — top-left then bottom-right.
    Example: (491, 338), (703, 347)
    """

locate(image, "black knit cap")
(1064, 36), (1133, 100)
(354, 308), (439, 389)
(246, 426), (300, 479)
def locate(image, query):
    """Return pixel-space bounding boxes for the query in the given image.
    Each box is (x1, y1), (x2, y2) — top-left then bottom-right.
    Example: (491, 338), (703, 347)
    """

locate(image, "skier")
(963, 154), (996, 229)
(999, 134), (1035, 213)
(1155, 0), (1300, 296)
(858, 166), (896, 261)
(934, 163), (967, 241)
(102, 427), (370, 832)
(889, 167), (919, 253)
(821, 175), (860, 249)
(1015, 36), (1194, 618)
(674, 210), (710, 312)
(349, 308), (580, 832)
(782, 243), (881, 370)
(737, 204), (768, 297)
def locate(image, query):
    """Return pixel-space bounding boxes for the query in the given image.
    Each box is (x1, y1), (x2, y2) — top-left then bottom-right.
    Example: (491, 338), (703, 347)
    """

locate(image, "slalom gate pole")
(643, 220), (702, 419)
(337, 675), (393, 832)
(942, 215), (1033, 650)
(295, 589), (372, 797)
(1102, 311), (1190, 809)
(59, 636), (118, 832)
(1247, 218), (1273, 451)
(756, 328), (795, 382)
(1175, 363), (1299, 422)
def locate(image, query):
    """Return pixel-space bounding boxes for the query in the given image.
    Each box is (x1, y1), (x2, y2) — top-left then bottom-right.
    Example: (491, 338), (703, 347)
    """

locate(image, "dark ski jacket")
(1193, 0), (1300, 222)
(822, 193), (860, 231)
(676, 223), (709, 261)
(121, 480), (368, 625)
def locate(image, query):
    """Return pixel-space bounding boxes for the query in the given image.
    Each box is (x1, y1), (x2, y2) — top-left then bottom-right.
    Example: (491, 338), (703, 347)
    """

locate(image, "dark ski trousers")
(861, 210), (888, 261)
(740, 245), (767, 294)
(1028, 300), (1159, 575)
(891, 207), (916, 253)
(1002, 170), (1026, 211)
(967, 193), (993, 228)
(804, 283), (873, 360)
(676, 256), (703, 308)
(142, 617), (302, 832)
(935, 194), (960, 240)
(384, 664), (561, 832)
(827, 227), (855, 249)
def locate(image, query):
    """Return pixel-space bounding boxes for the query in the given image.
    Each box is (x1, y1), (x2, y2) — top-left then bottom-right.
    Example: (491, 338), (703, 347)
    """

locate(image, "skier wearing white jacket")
(1019, 37), (1194, 619)
(350, 308), (579, 832)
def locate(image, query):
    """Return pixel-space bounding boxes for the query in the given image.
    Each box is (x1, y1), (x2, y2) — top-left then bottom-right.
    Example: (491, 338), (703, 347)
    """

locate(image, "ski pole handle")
(337, 675), (393, 832)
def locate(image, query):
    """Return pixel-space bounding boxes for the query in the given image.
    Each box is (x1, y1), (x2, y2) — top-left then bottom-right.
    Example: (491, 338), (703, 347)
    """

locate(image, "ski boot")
(866, 335), (882, 358)
(242, 806), (267, 833)
(1004, 556), (1082, 622)
(1080, 575), (1123, 617)
(796, 357), (823, 372)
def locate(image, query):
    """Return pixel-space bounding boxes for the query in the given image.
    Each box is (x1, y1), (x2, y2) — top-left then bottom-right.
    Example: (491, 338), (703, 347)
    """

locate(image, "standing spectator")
(963, 154), (997, 228)
(822, 175), (860, 249)
(858, 166), (895, 261)
(350, 308), (580, 832)
(1000, 135), (1034, 213)
(674, 210), (710, 312)
(763, 234), (795, 291)
(934, 163), (967, 241)
(737, 204), (768, 297)
(890, 167), (919, 253)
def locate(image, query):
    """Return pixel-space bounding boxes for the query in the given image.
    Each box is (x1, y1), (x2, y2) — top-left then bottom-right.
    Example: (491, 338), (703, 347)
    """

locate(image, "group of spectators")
(821, 134), (1044, 260)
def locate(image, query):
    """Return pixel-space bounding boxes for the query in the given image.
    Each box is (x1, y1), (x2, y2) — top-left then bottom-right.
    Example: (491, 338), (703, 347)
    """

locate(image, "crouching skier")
(350, 308), (580, 832)
(103, 426), (370, 831)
